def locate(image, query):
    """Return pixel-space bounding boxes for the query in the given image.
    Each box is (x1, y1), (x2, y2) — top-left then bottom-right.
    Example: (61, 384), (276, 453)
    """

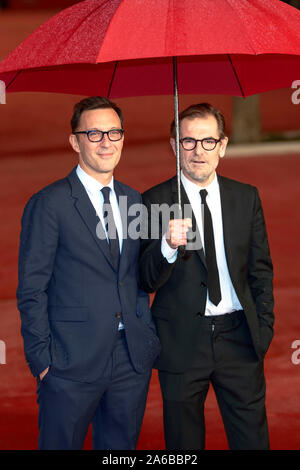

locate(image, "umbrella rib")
(107, 61), (118, 98)
(5, 70), (22, 91)
(227, 54), (245, 97)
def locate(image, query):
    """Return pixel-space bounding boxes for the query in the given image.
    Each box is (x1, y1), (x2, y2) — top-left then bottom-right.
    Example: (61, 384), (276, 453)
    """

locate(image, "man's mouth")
(99, 153), (113, 158)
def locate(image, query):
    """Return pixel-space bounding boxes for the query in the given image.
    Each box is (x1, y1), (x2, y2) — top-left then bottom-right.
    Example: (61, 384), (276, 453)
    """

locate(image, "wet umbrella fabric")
(1, 0), (300, 98)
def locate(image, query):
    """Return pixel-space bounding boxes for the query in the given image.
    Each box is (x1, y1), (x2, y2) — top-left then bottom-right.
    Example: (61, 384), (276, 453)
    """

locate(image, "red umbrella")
(1, 0), (300, 97)
(1, 0), (300, 206)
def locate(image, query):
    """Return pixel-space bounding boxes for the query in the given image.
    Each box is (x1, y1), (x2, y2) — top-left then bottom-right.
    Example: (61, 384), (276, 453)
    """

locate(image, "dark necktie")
(200, 189), (221, 306)
(101, 186), (120, 271)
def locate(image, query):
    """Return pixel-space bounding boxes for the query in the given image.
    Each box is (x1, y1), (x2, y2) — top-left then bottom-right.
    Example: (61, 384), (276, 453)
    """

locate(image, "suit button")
(116, 312), (122, 319)
(200, 282), (207, 287)
(119, 281), (123, 286)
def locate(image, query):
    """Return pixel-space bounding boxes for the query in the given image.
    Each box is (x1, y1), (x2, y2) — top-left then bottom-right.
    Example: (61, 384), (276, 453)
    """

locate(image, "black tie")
(200, 189), (221, 306)
(101, 186), (120, 271)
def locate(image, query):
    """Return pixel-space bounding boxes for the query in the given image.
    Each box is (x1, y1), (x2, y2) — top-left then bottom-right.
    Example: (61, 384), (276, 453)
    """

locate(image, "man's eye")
(89, 131), (101, 137)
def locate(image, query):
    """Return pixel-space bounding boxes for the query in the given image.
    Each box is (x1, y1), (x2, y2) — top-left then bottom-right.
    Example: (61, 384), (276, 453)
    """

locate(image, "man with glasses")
(17, 96), (160, 450)
(139, 103), (274, 450)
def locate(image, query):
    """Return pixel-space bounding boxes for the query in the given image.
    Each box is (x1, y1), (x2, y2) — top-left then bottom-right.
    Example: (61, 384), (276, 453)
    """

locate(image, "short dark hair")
(170, 102), (226, 139)
(71, 96), (124, 132)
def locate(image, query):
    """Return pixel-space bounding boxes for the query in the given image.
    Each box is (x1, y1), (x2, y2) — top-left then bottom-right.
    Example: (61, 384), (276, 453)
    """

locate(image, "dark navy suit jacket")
(17, 167), (161, 382)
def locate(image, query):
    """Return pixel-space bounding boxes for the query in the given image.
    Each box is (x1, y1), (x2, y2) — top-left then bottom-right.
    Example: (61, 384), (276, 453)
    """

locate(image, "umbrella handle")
(173, 57), (185, 258)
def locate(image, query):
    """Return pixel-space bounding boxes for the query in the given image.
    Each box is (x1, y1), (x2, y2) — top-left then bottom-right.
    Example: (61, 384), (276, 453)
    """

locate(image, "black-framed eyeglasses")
(180, 137), (221, 151)
(73, 128), (124, 143)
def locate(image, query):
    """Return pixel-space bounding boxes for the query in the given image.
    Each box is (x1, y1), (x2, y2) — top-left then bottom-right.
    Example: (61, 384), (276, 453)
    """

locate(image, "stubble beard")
(182, 162), (214, 186)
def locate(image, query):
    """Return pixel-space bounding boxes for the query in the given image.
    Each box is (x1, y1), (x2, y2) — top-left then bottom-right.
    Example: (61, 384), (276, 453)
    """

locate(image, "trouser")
(37, 330), (152, 450)
(158, 310), (269, 450)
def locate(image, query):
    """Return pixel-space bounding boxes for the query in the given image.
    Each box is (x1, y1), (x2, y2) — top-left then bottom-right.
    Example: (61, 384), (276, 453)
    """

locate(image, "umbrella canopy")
(1, 0), (300, 98)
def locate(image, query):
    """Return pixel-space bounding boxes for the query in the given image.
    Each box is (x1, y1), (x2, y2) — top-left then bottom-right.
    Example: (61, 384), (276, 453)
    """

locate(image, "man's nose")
(194, 140), (203, 154)
(100, 134), (111, 146)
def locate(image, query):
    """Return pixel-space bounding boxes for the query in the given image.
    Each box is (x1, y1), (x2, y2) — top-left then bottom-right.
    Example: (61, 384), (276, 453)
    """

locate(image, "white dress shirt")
(162, 171), (242, 316)
(76, 164), (123, 251)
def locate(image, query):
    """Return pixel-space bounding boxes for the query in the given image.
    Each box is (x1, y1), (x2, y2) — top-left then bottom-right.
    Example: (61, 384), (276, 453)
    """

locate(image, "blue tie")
(101, 186), (120, 271)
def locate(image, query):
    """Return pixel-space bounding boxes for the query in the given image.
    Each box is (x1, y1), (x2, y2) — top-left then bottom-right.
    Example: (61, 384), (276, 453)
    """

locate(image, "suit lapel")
(67, 168), (114, 270)
(218, 175), (234, 269)
(171, 176), (206, 268)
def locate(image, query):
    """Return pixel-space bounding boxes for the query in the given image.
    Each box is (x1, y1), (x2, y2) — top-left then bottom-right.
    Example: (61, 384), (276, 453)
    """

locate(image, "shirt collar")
(76, 164), (114, 195)
(181, 170), (219, 197)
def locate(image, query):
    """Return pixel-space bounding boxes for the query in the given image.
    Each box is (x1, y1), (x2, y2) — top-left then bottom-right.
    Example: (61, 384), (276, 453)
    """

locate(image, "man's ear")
(219, 136), (229, 159)
(170, 137), (176, 156)
(69, 133), (80, 154)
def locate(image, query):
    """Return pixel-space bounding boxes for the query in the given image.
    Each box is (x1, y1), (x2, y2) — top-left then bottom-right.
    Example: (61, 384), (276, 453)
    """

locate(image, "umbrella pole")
(173, 57), (185, 257)
(172, 56), (182, 213)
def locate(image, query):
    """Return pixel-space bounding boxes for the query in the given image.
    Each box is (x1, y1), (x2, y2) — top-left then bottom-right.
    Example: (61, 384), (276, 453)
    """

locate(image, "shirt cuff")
(161, 234), (178, 263)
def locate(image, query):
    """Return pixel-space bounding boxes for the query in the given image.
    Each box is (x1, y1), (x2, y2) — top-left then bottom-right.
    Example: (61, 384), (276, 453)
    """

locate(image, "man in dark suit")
(139, 103), (274, 450)
(16, 96), (161, 450)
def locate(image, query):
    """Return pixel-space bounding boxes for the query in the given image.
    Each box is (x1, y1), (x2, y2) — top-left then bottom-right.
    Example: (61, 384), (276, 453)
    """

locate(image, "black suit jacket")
(17, 167), (161, 382)
(139, 175), (274, 373)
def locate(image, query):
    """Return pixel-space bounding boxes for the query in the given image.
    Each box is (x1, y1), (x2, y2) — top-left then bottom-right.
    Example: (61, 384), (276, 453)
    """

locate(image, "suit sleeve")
(16, 191), (59, 377)
(248, 187), (274, 353)
(139, 191), (177, 293)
